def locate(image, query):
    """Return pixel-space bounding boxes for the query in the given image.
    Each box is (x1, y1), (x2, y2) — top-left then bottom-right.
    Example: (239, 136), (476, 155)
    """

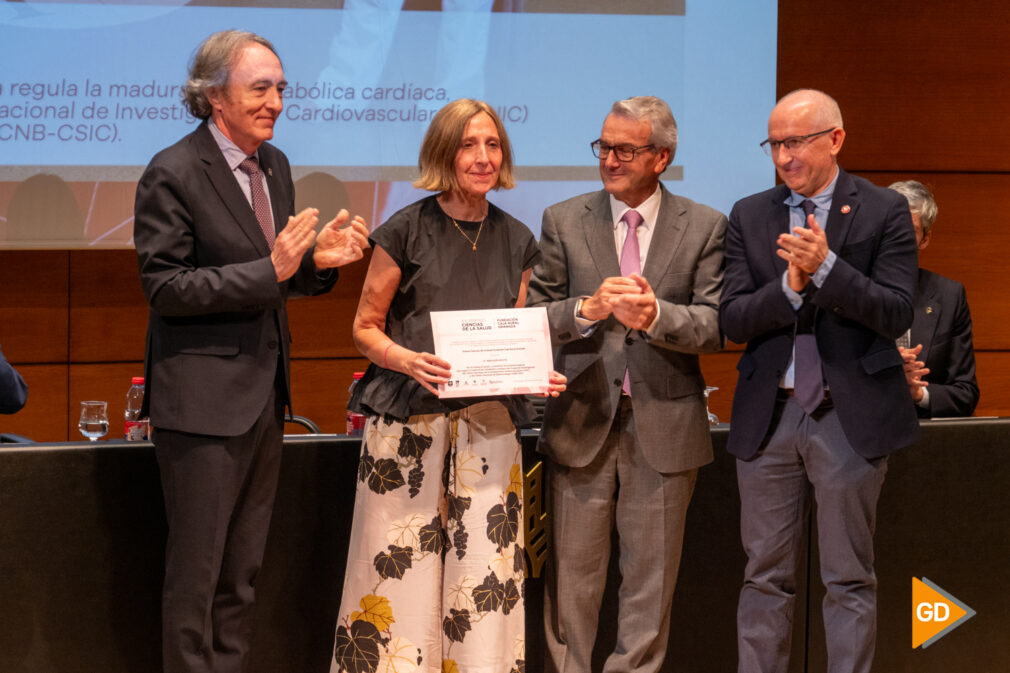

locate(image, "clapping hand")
(314, 210), (370, 270)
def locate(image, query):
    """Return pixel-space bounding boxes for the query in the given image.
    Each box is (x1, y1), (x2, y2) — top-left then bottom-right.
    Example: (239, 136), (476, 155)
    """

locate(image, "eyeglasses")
(759, 128), (835, 156)
(591, 140), (655, 162)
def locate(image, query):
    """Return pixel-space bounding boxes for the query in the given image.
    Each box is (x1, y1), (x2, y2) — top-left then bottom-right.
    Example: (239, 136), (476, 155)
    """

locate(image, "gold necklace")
(450, 215), (485, 251)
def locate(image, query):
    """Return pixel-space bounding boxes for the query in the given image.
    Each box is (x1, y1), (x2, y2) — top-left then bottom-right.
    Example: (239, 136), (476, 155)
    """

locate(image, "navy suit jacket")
(720, 168), (920, 460)
(134, 122), (336, 437)
(0, 345), (27, 414)
(911, 268), (979, 417)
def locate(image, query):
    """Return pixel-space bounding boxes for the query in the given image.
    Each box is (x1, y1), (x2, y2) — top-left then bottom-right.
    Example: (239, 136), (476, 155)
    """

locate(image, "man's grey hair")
(182, 30), (279, 120)
(610, 96), (678, 158)
(888, 180), (938, 236)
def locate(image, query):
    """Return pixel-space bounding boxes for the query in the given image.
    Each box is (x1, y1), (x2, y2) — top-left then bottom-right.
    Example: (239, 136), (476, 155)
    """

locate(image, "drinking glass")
(79, 401), (109, 442)
(703, 386), (719, 426)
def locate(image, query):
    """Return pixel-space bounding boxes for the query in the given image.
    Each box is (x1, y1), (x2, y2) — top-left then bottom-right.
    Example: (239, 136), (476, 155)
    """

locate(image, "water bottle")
(346, 372), (366, 436)
(124, 376), (149, 441)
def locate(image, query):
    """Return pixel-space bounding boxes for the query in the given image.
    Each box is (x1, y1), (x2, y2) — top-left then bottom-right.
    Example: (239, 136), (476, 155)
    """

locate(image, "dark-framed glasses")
(759, 128), (835, 156)
(591, 140), (655, 162)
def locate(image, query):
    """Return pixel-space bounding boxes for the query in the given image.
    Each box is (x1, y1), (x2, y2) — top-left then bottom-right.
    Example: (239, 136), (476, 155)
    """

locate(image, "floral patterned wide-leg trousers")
(332, 401), (525, 673)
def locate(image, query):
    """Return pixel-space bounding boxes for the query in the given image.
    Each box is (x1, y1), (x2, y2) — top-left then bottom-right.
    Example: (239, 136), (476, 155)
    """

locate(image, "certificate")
(430, 307), (552, 398)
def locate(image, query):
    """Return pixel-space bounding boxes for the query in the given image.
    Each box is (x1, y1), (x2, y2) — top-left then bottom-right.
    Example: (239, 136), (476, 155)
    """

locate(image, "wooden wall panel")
(289, 357), (371, 434)
(857, 171), (1009, 350)
(0, 251), (68, 364)
(779, 1), (1010, 172)
(975, 351), (1010, 418)
(1, 364), (67, 442)
(700, 351), (742, 425)
(69, 250), (147, 363)
(288, 249), (371, 359)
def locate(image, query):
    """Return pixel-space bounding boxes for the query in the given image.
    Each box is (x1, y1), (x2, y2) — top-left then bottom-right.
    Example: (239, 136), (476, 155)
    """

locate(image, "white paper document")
(429, 307), (552, 398)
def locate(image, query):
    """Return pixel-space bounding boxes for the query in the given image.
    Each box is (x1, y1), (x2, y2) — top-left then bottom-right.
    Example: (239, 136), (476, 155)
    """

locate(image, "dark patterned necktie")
(238, 156), (275, 250)
(793, 199), (824, 413)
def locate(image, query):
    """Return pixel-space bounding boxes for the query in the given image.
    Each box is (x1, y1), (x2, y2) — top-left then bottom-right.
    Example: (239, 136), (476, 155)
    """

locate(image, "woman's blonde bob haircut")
(413, 99), (515, 193)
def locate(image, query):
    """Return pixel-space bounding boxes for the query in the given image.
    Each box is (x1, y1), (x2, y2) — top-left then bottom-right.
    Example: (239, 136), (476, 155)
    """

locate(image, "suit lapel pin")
(840, 205), (851, 214)
(926, 306), (933, 314)
(267, 168), (273, 177)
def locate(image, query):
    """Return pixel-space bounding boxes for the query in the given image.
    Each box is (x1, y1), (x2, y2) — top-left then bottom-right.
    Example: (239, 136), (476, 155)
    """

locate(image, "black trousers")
(154, 383), (285, 673)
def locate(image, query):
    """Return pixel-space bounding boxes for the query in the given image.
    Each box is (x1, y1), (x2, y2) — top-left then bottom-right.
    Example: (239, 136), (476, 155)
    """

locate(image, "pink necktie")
(619, 210), (643, 395)
(619, 209), (643, 277)
(238, 156), (275, 250)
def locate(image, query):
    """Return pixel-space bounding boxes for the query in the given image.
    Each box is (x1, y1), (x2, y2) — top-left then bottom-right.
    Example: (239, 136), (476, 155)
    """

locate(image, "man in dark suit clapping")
(720, 89), (920, 673)
(133, 30), (369, 673)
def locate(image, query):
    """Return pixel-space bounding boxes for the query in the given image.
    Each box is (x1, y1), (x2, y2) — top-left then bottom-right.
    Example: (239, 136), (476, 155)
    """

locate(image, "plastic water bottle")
(346, 372), (366, 436)
(124, 376), (149, 441)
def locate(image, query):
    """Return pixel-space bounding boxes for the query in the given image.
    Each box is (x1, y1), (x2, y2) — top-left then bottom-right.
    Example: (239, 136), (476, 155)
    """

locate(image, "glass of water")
(79, 400), (109, 442)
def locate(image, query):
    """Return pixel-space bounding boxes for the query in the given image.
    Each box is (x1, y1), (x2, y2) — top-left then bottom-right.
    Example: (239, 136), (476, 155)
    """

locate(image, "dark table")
(1, 419), (1007, 672)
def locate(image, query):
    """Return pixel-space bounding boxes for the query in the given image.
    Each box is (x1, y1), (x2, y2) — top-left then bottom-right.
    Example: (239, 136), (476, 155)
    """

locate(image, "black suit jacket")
(134, 122), (336, 437)
(0, 345), (27, 414)
(911, 268), (979, 417)
(720, 168), (920, 460)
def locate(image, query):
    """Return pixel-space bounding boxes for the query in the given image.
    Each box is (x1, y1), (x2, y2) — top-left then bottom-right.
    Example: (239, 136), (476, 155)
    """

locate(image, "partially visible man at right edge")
(0, 345), (27, 415)
(720, 89), (920, 673)
(888, 180), (980, 417)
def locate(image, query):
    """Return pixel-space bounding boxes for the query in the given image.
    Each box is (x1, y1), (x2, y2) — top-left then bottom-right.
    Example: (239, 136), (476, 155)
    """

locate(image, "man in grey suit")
(134, 31), (369, 673)
(528, 96), (726, 673)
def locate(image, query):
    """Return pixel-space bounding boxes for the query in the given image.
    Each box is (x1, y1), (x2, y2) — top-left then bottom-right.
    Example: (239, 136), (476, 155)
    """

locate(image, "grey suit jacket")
(527, 185), (726, 473)
(134, 122), (336, 437)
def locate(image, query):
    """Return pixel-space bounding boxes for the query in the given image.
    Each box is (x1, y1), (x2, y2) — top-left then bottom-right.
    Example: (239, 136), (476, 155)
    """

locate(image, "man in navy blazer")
(134, 31), (368, 673)
(888, 180), (980, 417)
(720, 90), (920, 673)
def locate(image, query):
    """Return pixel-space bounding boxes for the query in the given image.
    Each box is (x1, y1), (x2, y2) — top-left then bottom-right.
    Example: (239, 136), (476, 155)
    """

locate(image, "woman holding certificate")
(331, 99), (563, 673)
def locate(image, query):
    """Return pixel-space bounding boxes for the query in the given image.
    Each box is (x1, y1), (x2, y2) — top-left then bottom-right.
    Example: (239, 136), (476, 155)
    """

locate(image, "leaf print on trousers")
(368, 458), (406, 494)
(486, 491), (521, 552)
(442, 608), (472, 643)
(350, 594), (395, 632)
(335, 619), (386, 673)
(373, 545), (413, 580)
(387, 513), (427, 549)
(417, 516), (446, 555)
(376, 636), (421, 673)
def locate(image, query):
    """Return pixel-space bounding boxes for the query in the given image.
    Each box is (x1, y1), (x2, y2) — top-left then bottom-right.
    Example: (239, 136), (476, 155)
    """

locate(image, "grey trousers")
(544, 396), (698, 673)
(736, 397), (887, 673)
